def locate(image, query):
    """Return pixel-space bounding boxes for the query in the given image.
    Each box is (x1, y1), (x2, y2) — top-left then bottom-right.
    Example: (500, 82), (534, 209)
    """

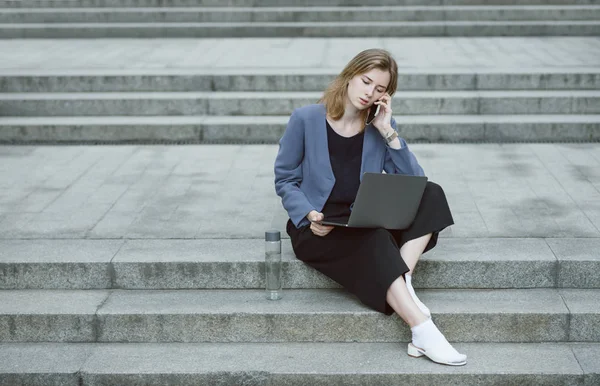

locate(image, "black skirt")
(287, 181), (454, 315)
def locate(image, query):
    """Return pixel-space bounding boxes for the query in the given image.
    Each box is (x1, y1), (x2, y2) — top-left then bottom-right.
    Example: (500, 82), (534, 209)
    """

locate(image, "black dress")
(286, 120), (455, 315)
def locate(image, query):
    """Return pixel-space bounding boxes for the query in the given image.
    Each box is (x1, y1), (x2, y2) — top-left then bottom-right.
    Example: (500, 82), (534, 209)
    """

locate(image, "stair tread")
(3, 90), (600, 99)
(3, 5), (600, 12)
(3, 20), (600, 26)
(0, 237), (591, 263)
(0, 342), (597, 378)
(0, 288), (597, 315)
(2, 114), (600, 124)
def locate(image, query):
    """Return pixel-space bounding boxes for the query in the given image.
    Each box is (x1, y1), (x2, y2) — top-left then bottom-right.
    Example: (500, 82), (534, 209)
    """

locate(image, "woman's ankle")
(411, 319), (445, 349)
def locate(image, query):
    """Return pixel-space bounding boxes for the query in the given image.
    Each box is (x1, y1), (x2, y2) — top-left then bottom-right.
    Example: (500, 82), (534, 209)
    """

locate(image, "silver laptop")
(318, 173), (428, 230)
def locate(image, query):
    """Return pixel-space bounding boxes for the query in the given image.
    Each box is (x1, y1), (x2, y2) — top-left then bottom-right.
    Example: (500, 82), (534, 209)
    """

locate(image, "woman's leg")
(400, 232), (432, 275)
(386, 275), (428, 327)
(398, 232), (433, 316)
(386, 275), (467, 366)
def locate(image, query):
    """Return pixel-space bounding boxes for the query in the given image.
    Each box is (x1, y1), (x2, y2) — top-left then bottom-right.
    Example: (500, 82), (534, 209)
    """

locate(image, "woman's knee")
(367, 227), (393, 241)
(423, 181), (445, 199)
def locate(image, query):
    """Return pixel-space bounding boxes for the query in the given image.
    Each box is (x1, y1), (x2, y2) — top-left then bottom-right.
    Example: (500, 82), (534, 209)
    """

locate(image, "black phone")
(366, 104), (380, 125)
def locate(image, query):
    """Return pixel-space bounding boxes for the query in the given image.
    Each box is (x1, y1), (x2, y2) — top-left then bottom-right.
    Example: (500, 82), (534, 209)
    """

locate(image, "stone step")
(1, 342), (599, 386)
(2, 0), (597, 7)
(2, 6), (599, 23)
(2, 21), (599, 38)
(0, 288), (598, 343)
(0, 342), (598, 385)
(5, 69), (600, 92)
(3, 69), (599, 92)
(1, 239), (599, 290)
(2, 90), (599, 116)
(1, 114), (599, 143)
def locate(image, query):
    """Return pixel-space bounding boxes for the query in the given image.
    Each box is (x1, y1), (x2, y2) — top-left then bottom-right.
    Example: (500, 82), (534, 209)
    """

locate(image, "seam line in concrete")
(544, 238), (561, 289)
(83, 148), (141, 239)
(569, 344), (587, 379)
(108, 240), (127, 289)
(41, 151), (106, 214)
(37, 147), (86, 212)
(530, 146), (600, 237)
(74, 342), (100, 386)
(558, 289), (573, 342)
(92, 291), (112, 343)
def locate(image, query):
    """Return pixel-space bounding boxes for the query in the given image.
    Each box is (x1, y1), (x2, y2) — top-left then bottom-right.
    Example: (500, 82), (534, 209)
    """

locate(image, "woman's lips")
(359, 98), (369, 105)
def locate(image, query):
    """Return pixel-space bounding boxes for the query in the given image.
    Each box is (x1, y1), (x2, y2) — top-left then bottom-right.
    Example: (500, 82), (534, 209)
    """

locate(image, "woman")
(274, 49), (466, 366)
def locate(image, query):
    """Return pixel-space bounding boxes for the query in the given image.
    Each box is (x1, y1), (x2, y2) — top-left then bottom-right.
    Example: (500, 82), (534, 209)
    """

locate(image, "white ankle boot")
(406, 274), (431, 317)
(409, 319), (467, 366)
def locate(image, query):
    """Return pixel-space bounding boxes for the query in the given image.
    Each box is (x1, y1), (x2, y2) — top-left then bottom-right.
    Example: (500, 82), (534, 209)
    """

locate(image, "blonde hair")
(319, 48), (398, 122)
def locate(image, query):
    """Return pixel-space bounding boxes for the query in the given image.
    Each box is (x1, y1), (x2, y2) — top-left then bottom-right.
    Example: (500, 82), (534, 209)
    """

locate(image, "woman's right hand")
(307, 210), (334, 237)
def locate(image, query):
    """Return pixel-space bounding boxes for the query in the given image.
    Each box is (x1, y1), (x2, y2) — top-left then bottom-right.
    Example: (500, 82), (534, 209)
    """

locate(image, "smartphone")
(366, 104), (380, 125)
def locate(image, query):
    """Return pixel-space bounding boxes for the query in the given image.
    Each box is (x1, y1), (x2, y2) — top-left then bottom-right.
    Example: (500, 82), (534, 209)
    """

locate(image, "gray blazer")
(274, 104), (425, 228)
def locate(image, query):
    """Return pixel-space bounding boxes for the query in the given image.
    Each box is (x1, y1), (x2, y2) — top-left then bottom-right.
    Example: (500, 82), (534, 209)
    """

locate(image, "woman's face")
(347, 68), (390, 111)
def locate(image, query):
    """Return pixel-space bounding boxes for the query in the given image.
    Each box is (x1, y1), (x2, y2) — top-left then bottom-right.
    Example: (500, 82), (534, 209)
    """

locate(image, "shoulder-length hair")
(319, 48), (398, 122)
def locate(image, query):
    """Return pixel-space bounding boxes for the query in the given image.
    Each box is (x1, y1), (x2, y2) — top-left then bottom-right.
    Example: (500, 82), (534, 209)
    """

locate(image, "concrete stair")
(1, 238), (599, 290)
(3, 0), (600, 6)
(0, 288), (598, 343)
(1, 342), (598, 385)
(2, 6), (600, 23)
(2, 69), (600, 143)
(3, 91), (600, 116)
(1, 1), (599, 37)
(1, 142), (600, 383)
(1, 237), (600, 383)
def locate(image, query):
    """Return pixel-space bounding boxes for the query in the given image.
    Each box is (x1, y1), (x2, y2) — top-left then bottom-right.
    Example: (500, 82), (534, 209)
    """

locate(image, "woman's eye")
(362, 80), (369, 85)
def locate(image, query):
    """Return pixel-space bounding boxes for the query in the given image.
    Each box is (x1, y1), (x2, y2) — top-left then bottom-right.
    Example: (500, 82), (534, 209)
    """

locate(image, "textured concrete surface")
(547, 238), (600, 288)
(7, 238), (597, 290)
(3, 22), (600, 39)
(559, 289), (600, 342)
(1, 38), (599, 72)
(572, 344), (600, 386)
(414, 238), (557, 288)
(112, 239), (273, 289)
(1, 144), (599, 239)
(4, 90), (599, 116)
(0, 343), (92, 386)
(79, 342), (585, 386)
(95, 288), (576, 343)
(3, 71), (600, 93)
(2, 39), (599, 141)
(0, 342), (591, 386)
(2, 116), (599, 143)
(1, 288), (585, 343)
(3, 0), (599, 6)
(0, 290), (108, 342)
(0, 239), (123, 289)
(423, 288), (570, 342)
(2, 6), (600, 24)
(96, 288), (406, 343)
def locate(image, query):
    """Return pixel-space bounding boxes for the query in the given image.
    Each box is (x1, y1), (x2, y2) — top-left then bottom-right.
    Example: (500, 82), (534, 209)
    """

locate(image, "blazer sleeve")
(383, 118), (425, 176)
(274, 109), (316, 227)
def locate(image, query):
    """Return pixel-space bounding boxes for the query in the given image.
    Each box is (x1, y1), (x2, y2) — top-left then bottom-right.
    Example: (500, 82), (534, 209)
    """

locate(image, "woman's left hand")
(371, 93), (393, 135)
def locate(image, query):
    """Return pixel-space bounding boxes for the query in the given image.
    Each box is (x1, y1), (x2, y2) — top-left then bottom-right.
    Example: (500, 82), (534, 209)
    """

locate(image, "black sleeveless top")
(321, 119), (364, 222)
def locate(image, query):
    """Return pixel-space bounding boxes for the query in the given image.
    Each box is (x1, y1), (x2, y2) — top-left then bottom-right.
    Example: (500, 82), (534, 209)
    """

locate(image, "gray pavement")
(1, 37), (599, 72)
(1, 144), (599, 239)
